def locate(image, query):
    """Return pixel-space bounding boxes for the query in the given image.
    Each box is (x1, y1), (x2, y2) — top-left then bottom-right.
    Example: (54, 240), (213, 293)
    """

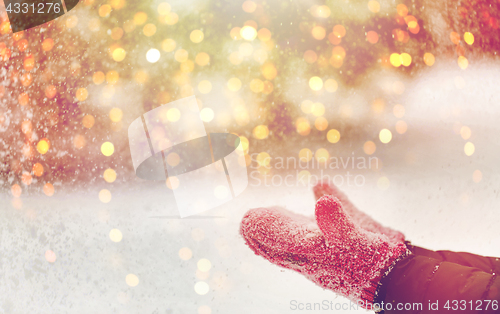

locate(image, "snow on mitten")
(240, 196), (408, 308)
(313, 181), (405, 244)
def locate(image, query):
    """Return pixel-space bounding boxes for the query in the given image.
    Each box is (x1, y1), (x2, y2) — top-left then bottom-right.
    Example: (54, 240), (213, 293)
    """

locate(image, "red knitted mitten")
(313, 181), (405, 244)
(240, 195), (408, 308)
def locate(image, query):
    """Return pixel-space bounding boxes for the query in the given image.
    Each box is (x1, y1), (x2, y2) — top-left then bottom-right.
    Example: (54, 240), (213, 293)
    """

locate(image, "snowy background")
(1, 61), (500, 314)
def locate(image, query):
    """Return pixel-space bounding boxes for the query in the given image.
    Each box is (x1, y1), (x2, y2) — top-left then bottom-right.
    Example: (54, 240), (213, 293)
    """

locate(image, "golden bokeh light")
(363, 141), (376, 155)
(423, 53), (435, 66)
(45, 85), (57, 98)
(143, 23), (156, 37)
(126, 274), (139, 287)
(395, 120), (407, 134)
(21, 171), (32, 186)
(299, 148), (312, 162)
(327, 129), (340, 143)
(99, 4), (112, 17)
(198, 80), (212, 94)
(249, 78), (264, 93)
(298, 170), (311, 184)
(377, 176), (390, 190)
(165, 153), (180, 167)
(257, 28), (272, 41)
(400, 53), (412, 66)
(45, 250), (57, 263)
(42, 38), (54, 51)
(390, 53), (401, 67)
(309, 76), (323, 91)
(166, 176), (180, 190)
(110, 27), (124, 40)
(464, 32), (474, 45)
(73, 135), (86, 149)
(372, 98), (385, 113)
(324, 79), (338, 92)
(109, 108), (123, 122)
(242, 1), (257, 13)
(135, 70), (149, 84)
(43, 183), (54, 196)
(198, 305), (212, 314)
(397, 4), (408, 16)
(464, 142), (475, 156)
(146, 48), (161, 63)
(194, 281), (210, 295)
(311, 26), (326, 40)
(197, 258), (212, 272)
(93, 71), (105, 84)
(315, 117), (328, 131)
(458, 56), (468, 69)
(379, 129), (392, 143)
(311, 102), (325, 116)
(109, 229), (123, 242)
(368, 0), (380, 13)
(315, 148), (330, 163)
(200, 108), (214, 122)
(472, 170), (482, 183)
(181, 59), (195, 73)
(76, 88), (88, 101)
(301, 100), (313, 114)
(227, 77), (242, 92)
(179, 247), (192, 260)
(256, 152), (271, 168)
(366, 31), (378, 44)
(112, 48), (126, 61)
(158, 2), (171, 15)
(33, 163), (44, 177)
(195, 52), (210, 66)
(163, 12), (179, 25)
(106, 70), (119, 84)
(99, 189), (112, 203)
(296, 117), (311, 136)
(240, 26), (257, 41)
(167, 108), (181, 122)
(11, 184), (22, 197)
(253, 125), (269, 139)
(393, 104), (405, 118)
(134, 12), (148, 25)
(174, 49), (188, 63)
(37, 139), (50, 154)
(333, 25), (346, 38)
(304, 50), (317, 63)
(392, 81), (405, 94)
(239, 43), (253, 57)
(261, 63), (277, 80)
(18, 93), (29, 106)
(190, 30), (204, 43)
(82, 115), (95, 128)
(104, 168), (117, 183)
(460, 126), (471, 140)
(101, 142), (115, 156)
(161, 38), (176, 52)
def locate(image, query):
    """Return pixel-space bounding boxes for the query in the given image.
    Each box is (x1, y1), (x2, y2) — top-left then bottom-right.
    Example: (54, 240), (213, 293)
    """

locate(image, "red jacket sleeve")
(375, 244), (500, 313)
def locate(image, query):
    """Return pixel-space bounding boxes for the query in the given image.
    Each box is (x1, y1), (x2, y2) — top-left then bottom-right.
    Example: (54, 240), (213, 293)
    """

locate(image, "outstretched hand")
(240, 181), (407, 308)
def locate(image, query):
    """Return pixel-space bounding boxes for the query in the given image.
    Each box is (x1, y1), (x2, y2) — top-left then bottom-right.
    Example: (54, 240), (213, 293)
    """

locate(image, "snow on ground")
(1, 61), (500, 313)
